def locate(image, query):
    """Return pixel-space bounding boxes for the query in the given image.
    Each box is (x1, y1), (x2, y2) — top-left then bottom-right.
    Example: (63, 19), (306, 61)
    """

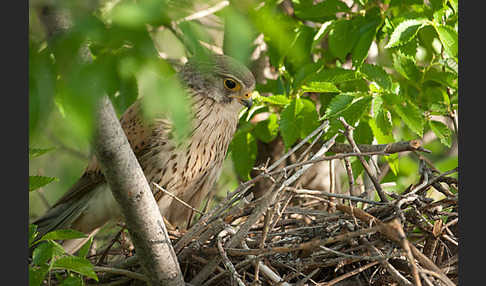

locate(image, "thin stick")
(317, 261), (380, 286)
(153, 182), (204, 215)
(339, 117), (388, 202)
(93, 266), (148, 282)
(286, 188), (386, 205)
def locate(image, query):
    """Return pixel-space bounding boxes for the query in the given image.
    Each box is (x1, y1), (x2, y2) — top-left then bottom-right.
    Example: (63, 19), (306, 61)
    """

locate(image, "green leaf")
(253, 113), (279, 143)
(434, 24), (458, 59)
(32, 241), (64, 266)
(307, 67), (358, 84)
(39, 229), (87, 243)
(52, 256), (98, 281)
(354, 119), (374, 145)
(429, 120), (452, 147)
(393, 102), (425, 137)
(280, 98), (304, 148)
(423, 69), (457, 89)
(297, 99), (320, 139)
(369, 117), (394, 144)
(230, 131), (258, 180)
(360, 63), (393, 91)
(77, 236), (94, 259)
(375, 109), (393, 135)
(392, 52), (421, 82)
(29, 265), (49, 286)
(29, 147), (56, 159)
(260, 95), (291, 106)
(328, 19), (360, 61)
(301, 81), (340, 93)
(59, 275), (84, 286)
(323, 93), (355, 118)
(29, 176), (58, 192)
(352, 9), (382, 66)
(385, 19), (428, 48)
(339, 96), (373, 126)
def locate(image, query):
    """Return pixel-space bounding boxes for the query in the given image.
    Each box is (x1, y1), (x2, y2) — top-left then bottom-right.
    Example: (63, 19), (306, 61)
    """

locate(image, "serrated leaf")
(393, 103), (425, 137)
(29, 147), (56, 159)
(339, 96), (373, 126)
(360, 63), (392, 90)
(253, 113), (279, 143)
(328, 19), (360, 61)
(29, 176), (58, 192)
(308, 67), (358, 84)
(323, 93), (355, 118)
(375, 109), (393, 135)
(352, 9), (382, 66)
(385, 19), (428, 48)
(301, 81), (340, 93)
(393, 52), (421, 82)
(429, 120), (452, 147)
(354, 120), (374, 144)
(230, 131), (258, 180)
(434, 24), (458, 59)
(423, 69), (457, 89)
(260, 95), (291, 106)
(297, 99), (320, 138)
(52, 256), (98, 281)
(39, 229), (87, 242)
(369, 117), (394, 144)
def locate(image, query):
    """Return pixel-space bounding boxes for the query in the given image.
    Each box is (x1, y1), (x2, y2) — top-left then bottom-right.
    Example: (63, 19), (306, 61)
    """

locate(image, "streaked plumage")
(33, 54), (255, 253)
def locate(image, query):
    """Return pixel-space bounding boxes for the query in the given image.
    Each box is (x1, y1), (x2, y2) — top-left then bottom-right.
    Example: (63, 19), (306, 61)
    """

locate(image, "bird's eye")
(223, 78), (240, 91)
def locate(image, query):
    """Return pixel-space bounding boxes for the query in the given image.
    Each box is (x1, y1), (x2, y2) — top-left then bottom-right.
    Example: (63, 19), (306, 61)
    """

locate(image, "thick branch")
(94, 97), (184, 286)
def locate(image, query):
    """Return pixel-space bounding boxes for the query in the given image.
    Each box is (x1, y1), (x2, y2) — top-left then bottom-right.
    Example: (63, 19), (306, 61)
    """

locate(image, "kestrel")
(33, 54), (255, 253)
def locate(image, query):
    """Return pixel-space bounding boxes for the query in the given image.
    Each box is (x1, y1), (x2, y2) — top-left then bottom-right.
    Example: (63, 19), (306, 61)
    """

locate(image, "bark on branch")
(94, 97), (185, 286)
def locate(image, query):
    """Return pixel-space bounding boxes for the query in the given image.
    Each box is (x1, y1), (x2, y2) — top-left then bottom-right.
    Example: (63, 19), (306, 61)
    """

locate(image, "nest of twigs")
(89, 121), (458, 286)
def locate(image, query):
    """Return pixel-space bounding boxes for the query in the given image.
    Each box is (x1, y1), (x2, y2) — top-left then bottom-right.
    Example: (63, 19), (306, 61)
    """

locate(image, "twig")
(286, 188), (386, 205)
(216, 228), (246, 286)
(387, 219), (422, 286)
(339, 117), (388, 202)
(330, 140), (431, 154)
(93, 266), (149, 283)
(153, 182), (204, 215)
(317, 261), (380, 286)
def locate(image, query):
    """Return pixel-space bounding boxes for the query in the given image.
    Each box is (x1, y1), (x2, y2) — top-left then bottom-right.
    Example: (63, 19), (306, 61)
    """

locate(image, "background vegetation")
(29, 0), (458, 285)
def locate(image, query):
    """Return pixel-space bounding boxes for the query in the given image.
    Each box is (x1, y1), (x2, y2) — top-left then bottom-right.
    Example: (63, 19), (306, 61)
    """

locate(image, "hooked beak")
(231, 93), (253, 108)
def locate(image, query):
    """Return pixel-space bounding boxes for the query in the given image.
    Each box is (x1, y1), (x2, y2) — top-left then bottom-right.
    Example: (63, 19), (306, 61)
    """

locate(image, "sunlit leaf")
(385, 19), (428, 48)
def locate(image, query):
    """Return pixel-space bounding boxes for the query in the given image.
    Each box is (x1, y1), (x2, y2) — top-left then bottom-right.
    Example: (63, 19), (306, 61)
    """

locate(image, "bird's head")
(181, 54), (256, 109)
